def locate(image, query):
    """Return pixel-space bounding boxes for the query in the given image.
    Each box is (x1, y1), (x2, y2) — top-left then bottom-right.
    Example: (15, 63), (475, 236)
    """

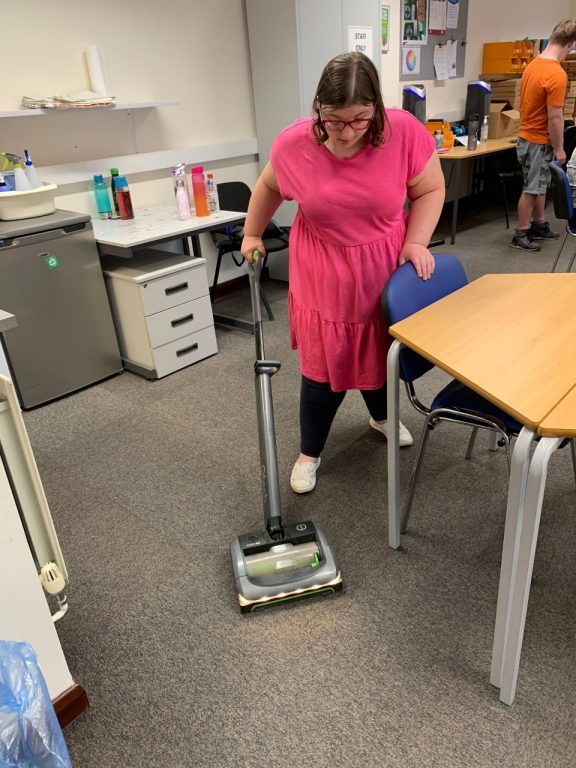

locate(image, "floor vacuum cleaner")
(230, 253), (343, 613)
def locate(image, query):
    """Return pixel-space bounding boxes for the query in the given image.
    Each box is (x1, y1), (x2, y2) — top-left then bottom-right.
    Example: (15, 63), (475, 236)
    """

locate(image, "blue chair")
(549, 161), (576, 273)
(382, 253), (576, 532)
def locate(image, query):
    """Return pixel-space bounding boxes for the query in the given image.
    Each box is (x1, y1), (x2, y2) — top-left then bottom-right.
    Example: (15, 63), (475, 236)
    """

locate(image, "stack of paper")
(21, 90), (115, 110)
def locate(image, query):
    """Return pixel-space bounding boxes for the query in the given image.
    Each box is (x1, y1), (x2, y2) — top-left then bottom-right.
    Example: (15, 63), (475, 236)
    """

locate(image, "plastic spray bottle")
(23, 149), (42, 188)
(190, 165), (209, 216)
(93, 174), (112, 219)
(1, 153), (31, 191)
(172, 164), (192, 220)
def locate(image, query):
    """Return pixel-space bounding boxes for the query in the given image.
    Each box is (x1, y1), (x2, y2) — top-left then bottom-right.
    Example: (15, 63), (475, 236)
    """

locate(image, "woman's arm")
(400, 151), (446, 280)
(241, 162), (284, 263)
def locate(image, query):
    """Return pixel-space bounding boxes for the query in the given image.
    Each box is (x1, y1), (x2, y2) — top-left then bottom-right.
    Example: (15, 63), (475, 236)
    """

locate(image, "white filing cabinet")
(103, 251), (218, 379)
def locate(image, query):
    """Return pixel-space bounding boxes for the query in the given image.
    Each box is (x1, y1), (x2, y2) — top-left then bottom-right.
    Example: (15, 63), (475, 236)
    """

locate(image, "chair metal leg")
(401, 415), (434, 534)
(571, 439), (576, 488)
(259, 287), (274, 321)
(489, 431), (499, 452)
(465, 427), (479, 459)
(550, 229), (568, 273)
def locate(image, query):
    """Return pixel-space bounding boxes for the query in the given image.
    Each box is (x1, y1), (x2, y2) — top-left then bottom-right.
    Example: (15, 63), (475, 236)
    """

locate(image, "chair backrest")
(382, 253), (468, 382)
(564, 124), (576, 162)
(216, 181), (252, 213)
(549, 161), (574, 222)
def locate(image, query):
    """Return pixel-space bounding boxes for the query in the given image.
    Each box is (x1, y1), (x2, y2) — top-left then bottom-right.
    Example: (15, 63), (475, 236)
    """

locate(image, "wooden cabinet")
(103, 250), (217, 379)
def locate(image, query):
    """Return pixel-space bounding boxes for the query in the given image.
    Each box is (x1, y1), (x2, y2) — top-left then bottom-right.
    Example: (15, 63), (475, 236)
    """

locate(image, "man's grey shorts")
(516, 138), (554, 195)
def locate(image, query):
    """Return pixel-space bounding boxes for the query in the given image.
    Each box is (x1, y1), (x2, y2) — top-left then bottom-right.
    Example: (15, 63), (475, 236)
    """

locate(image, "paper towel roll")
(86, 45), (109, 96)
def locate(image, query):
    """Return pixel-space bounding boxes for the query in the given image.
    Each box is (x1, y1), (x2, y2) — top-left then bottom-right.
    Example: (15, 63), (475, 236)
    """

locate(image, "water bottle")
(480, 115), (489, 142)
(467, 114), (479, 151)
(93, 174), (112, 219)
(434, 130), (443, 150)
(190, 165), (209, 217)
(205, 173), (220, 214)
(110, 167), (121, 216)
(172, 164), (192, 221)
(114, 176), (134, 220)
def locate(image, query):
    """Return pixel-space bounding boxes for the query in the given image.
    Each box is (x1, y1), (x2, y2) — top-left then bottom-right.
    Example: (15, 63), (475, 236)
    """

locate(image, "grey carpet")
(23, 200), (576, 767)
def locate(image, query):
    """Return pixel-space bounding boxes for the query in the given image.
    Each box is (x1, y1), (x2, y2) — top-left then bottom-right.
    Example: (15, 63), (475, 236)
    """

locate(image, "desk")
(439, 137), (518, 244)
(92, 205), (245, 258)
(386, 273), (576, 703)
(499, 385), (576, 705)
(93, 206), (246, 377)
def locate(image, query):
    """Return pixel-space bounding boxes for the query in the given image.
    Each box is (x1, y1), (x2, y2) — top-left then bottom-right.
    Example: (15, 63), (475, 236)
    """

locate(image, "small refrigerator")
(0, 210), (122, 408)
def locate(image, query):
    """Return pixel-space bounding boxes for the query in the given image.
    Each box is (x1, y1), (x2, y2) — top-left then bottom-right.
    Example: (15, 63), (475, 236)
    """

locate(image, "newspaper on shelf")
(21, 90), (116, 110)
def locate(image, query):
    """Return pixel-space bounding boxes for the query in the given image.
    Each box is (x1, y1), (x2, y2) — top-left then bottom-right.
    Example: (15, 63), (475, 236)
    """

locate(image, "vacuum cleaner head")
(231, 521), (342, 613)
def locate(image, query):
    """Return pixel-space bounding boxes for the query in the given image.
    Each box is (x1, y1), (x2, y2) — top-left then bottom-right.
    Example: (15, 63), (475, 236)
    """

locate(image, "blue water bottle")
(93, 174), (112, 219)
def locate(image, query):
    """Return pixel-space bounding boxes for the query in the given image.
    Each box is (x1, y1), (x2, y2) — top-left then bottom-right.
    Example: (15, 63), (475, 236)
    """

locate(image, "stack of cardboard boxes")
(562, 53), (576, 121)
(487, 77), (521, 139)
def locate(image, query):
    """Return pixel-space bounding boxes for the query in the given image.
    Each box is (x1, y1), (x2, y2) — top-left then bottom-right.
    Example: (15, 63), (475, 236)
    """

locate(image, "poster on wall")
(402, 0), (428, 45)
(402, 46), (421, 75)
(381, 4), (390, 53)
(347, 26), (374, 58)
(429, 0), (447, 35)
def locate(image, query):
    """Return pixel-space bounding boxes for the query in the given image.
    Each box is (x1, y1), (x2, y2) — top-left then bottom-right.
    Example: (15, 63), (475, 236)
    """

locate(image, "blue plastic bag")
(0, 641), (71, 768)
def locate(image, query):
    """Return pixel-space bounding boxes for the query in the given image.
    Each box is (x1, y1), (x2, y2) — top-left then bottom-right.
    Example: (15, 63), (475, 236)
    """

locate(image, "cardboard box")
(489, 102), (520, 139)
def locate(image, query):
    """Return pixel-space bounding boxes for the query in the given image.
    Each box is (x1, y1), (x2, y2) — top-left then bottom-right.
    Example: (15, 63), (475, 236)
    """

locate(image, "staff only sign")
(347, 26), (374, 60)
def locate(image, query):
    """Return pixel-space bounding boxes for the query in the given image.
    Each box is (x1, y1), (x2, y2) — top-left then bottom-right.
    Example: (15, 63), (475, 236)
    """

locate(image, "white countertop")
(91, 205), (245, 248)
(0, 310), (17, 333)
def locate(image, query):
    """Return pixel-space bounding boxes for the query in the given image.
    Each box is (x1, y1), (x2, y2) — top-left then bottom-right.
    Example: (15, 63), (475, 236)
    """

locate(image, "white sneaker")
(369, 418), (414, 447)
(290, 457), (321, 494)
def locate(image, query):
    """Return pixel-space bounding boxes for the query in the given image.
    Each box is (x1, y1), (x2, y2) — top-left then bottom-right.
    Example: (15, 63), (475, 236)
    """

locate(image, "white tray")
(0, 184), (58, 221)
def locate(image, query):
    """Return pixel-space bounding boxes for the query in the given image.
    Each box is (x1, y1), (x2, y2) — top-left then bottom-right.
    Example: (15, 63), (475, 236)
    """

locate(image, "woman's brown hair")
(312, 52), (387, 147)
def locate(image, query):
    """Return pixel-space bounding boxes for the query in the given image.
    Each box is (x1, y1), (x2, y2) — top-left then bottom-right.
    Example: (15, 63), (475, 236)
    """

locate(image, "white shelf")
(0, 100), (180, 118)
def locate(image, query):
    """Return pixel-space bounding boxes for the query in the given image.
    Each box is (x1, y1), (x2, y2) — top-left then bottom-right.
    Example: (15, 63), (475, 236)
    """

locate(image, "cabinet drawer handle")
(171, 313), (194, 328)
(176, 343), (199, 358)
(165, 281), (188, 296)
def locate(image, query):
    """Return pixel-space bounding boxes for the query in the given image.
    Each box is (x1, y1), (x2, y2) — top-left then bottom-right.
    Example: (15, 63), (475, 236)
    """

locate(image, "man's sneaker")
(510, 232), (542, 251)
(290, 457), (321, 494)
(369, 418), (414, 447)
(528, 221), (560, 240)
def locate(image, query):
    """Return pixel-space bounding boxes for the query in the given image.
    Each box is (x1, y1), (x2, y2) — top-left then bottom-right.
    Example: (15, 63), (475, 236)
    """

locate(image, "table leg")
(499, 436), (562, 706)
(387, 340), (402, 549)
(191, 234), (202, 260)
(490, 427), (535, 689)
(450, 161), (462, 245)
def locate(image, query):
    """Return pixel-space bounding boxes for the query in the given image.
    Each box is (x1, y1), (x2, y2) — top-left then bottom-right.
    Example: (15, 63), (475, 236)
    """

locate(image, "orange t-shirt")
(518, 57), (567, 144)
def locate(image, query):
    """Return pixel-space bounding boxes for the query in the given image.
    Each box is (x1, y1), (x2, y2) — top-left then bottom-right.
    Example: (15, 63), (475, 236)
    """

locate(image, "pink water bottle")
(191, 165), (209, 217)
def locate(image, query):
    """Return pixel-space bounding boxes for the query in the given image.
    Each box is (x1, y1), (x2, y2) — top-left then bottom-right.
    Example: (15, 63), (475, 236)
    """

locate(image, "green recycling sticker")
(43, 254), (60, 270)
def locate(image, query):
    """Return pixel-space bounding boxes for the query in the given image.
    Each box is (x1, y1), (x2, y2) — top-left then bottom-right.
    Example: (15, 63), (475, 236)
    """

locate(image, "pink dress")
(270, 108), (435, 392)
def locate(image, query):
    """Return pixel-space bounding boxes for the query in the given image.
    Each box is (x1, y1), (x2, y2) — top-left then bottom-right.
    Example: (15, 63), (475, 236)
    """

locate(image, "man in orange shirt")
(511, 20), (576, 251)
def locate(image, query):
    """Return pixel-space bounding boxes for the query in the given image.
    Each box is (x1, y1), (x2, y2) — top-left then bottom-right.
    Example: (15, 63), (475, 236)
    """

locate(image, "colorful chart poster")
(402, 46), (421, 75)
(381, 4), (390, 53)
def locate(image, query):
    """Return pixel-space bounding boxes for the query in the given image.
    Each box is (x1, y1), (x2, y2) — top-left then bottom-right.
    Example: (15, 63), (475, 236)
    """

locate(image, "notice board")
(399, 0), (469, 82)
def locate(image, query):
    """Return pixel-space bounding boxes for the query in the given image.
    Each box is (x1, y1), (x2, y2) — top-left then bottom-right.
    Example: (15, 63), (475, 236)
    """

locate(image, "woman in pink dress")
(241, 53), (445, 494)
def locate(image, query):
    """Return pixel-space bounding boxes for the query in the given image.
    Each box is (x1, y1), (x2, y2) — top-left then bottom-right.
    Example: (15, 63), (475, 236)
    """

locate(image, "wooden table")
(439, 136), (518, 244)
(499, 384), (576, 705)
(386, 273), (576, 704)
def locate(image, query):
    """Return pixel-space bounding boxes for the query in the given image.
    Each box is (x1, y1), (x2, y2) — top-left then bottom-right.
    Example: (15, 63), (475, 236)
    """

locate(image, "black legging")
(300, 375), (387, 458)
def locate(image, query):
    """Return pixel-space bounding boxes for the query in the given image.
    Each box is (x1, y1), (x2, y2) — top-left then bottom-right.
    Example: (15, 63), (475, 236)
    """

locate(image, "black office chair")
(549, 160), (576, 273)
(210, 181), (290, 332)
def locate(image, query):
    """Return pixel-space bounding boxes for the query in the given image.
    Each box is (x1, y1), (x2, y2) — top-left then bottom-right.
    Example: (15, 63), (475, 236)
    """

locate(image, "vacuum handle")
(248, 251), (265, 360)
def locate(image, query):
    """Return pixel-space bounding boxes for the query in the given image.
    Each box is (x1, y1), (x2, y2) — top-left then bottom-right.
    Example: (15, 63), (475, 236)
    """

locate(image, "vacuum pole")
(248, 254), (283, 540)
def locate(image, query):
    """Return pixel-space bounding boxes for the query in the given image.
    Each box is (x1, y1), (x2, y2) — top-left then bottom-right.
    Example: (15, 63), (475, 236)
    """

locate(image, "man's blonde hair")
(549, 19), (576, 47)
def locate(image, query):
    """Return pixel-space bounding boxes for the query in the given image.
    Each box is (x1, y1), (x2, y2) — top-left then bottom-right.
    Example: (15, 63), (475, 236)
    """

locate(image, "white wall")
(381, 0), (573, 117)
